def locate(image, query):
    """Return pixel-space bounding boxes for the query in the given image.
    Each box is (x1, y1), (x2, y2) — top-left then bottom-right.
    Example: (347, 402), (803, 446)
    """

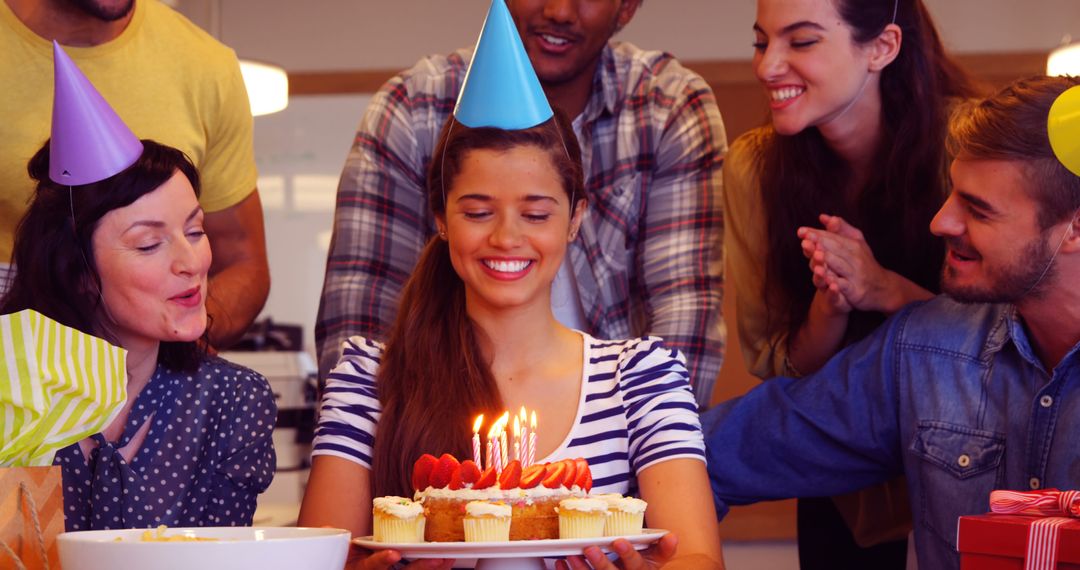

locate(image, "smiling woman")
(0, 138), (277, 532)
(725, 0), (979, 567)
(443, 143), (581, 315)
(91, 171), (211, 352)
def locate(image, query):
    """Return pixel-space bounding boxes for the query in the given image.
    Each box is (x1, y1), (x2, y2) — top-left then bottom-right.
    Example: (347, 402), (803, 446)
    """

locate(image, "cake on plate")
(411, 453), (593, 541)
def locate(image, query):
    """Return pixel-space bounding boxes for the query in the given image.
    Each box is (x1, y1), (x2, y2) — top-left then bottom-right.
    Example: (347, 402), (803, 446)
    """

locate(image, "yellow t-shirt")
(0, 0), (257, 264)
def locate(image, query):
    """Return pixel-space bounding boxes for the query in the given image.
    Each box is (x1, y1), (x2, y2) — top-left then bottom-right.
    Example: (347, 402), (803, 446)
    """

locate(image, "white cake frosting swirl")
(465, 501), (512, 518)
(373, 496), (424, 519)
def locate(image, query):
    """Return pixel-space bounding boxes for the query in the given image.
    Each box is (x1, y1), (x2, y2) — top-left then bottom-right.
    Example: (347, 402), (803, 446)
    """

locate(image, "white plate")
(353, 529), (666, 559)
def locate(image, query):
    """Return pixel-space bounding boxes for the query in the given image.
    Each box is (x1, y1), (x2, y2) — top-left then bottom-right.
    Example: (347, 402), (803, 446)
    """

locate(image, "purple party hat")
(49, 41), (143, 185)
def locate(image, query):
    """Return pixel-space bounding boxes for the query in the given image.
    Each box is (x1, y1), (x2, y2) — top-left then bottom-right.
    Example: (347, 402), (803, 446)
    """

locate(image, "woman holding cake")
(299, 3), (722, 568)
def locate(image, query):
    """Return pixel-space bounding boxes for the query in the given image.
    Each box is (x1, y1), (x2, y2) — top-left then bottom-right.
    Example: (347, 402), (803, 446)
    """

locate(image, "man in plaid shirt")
(315, 0), (727, 408)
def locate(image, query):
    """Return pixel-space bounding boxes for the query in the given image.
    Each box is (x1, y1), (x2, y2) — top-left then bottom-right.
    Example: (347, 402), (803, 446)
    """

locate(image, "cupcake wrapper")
(374, 513), (426, 543)
(559, 512), (607, 539)
(463, 517), (511, 542)
(604, 511), (645, 537)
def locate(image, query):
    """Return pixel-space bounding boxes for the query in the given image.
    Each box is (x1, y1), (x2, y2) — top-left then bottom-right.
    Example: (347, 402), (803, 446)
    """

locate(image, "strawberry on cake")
(410, 453), (594, 541)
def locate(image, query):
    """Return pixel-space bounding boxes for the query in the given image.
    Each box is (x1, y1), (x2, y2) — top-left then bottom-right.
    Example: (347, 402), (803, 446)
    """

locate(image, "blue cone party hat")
(50, 41), (143, 185)
(454, 0), (553, 129)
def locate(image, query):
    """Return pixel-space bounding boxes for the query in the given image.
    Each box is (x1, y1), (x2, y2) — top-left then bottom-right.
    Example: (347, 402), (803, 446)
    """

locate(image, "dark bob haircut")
(0, 139), (204, 371)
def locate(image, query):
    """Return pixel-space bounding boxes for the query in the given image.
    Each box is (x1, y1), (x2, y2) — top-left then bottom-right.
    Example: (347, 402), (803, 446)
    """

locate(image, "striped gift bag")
(0, 309), (126, 467)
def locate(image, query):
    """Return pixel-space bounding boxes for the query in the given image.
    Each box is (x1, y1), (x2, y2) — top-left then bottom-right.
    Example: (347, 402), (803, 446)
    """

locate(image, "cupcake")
(557, 498), (608, 539)
(463, 501), (512, 542)
(372, 496), (426, 543)
(595, 494), (647, 536)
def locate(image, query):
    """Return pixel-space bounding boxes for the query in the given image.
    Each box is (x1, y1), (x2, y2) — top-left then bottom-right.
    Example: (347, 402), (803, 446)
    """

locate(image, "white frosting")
(465, 501), (512, 518)
(591, 493), (624, 505)
(558, 498), (608, 514)
(602, 496), (647, 514)
(416, 484), (582, 504)
(373, 496), (424, 519)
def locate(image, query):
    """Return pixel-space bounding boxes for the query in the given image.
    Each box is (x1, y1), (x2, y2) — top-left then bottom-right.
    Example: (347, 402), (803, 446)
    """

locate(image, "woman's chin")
(771, 118), (808, 137)
(167, 316), (208, 343)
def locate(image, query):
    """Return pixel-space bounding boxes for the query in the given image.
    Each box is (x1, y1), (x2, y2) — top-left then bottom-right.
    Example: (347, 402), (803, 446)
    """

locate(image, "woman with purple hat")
(0, 43), (276, 531)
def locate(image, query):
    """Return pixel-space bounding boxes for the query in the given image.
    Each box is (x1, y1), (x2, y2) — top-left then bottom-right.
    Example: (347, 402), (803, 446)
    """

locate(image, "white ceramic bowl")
(57, 526), (350, 570)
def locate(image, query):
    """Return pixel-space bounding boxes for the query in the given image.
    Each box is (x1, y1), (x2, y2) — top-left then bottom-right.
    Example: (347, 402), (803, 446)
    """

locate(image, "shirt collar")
(579, 43), (620, 124)
(999, 305), (1080, 375)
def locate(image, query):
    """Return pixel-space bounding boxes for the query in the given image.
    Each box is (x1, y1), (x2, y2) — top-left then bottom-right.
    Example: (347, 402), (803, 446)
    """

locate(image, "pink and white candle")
(472, 415), (484, 470)
(487, 423), (499, 473)
(497, 411), (510, 468)
(513, 416), (521, 463)
(518, 408), (529, 466)
(527, 411), (537, 467)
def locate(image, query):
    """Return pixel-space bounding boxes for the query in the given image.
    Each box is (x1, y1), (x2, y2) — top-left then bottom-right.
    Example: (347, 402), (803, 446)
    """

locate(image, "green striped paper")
(0, 309), (127, 467)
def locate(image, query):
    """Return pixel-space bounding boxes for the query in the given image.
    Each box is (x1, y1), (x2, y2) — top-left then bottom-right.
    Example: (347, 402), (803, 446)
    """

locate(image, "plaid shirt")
(316, 42), (727, 407)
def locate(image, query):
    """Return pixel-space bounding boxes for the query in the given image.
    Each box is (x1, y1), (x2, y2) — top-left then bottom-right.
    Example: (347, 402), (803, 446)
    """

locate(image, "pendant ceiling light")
(208, 0), (288, 116)
(239, 59), (289, 116)
(1048, 37), (1080, 77)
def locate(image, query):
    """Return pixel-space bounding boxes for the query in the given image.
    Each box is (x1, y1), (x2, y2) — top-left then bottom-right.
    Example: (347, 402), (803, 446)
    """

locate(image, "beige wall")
(177, 0), (1080, 72)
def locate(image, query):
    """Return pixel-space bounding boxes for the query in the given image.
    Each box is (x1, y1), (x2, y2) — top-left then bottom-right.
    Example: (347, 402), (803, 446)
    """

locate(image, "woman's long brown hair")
(371, 110), (586, 498)
(759, 0), (979, 348)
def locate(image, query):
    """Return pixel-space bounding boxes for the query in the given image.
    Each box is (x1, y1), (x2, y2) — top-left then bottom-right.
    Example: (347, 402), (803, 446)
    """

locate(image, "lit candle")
(499, 412), (509, 468)
(518, 407), (529, 466)
(472, 415), (484, 470)
(513, 416), (521, 463)
(527, 411), (537, 467)
(488, 422), (499, 473)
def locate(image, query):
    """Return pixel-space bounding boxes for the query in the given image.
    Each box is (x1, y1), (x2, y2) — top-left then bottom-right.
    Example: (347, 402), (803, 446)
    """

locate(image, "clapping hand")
(798, 214), (901, 313)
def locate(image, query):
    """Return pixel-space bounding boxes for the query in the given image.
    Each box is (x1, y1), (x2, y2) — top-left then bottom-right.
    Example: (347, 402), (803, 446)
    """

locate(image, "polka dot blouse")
(53, 355), (277, 531)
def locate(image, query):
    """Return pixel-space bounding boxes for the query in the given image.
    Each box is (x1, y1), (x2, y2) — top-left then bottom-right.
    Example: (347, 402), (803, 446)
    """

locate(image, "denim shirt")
(702, 295), (1080, 570)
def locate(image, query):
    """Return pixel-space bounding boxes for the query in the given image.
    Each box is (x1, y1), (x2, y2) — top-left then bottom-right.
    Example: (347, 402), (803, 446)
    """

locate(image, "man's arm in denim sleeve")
(701, 305), (914, 516)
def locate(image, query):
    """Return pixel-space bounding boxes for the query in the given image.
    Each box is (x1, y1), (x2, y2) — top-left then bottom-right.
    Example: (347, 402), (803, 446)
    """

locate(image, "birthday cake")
(412, 453), (592, 541)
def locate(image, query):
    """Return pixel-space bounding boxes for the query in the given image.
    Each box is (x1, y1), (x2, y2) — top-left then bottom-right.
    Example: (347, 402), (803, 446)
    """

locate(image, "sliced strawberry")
(448, 464), (465, 490)
(541, 461), (566, 489)
(412, 454), (438, 491)
(574, 458), (592, 492)
(458, 460), (482, 486)
(499, 460), (522, 490)
(519, 464), (546, 489)
(429, 453), (459, 489)
(474, 467), (497, 489)
(561, 459), (577, 488)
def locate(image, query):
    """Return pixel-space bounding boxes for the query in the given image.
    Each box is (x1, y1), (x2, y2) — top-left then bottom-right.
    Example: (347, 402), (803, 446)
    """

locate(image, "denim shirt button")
(1030, 477), (1041, 490)
(1040, 395), (1054, 408)
(957, 454), (971, 468)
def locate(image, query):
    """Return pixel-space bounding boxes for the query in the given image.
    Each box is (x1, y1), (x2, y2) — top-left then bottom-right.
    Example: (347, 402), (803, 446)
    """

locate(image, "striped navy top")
(312, 333), (706, 495)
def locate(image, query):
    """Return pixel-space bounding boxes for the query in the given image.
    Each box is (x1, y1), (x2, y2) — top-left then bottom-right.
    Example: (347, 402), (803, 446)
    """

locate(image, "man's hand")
(556, 534), (678, 570)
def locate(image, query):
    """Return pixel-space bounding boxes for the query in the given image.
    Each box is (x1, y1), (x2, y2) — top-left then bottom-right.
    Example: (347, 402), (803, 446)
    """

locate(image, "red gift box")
(958, 514), (1080, 569)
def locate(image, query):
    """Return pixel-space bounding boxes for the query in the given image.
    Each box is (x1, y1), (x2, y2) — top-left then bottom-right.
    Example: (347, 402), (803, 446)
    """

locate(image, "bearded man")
(702, 74), (1080, 570)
